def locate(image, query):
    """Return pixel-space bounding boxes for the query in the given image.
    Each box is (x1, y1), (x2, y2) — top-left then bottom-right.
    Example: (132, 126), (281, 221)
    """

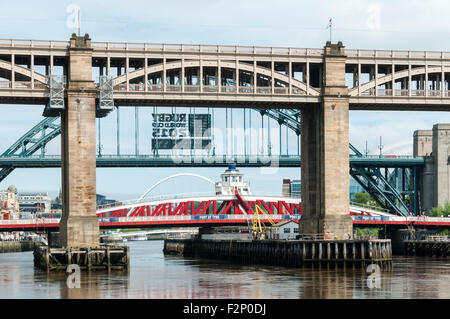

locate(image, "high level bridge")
(2, 38), (450, 110)
(0, 34), (449, 245)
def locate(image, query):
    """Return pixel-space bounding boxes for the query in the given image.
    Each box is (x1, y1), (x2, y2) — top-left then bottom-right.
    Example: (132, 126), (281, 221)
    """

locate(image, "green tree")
(54, 188), (62, 204)
(430, 202), (450, 217)
(354, 192), (371, 205)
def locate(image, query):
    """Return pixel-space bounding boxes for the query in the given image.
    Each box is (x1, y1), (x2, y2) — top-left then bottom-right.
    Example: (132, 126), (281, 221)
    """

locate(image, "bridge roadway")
(0, 154), (425, 168)
(0, 215), (449, 232)
(2, 38), (450, 111)
(0, 194), (448, 232)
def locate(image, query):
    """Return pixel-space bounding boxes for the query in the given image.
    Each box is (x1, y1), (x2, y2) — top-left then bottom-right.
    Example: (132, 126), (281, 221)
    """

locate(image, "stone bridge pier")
(34, 34), (129, 271)
(299, 41), (353, 240)
(58, 34), (100, 248)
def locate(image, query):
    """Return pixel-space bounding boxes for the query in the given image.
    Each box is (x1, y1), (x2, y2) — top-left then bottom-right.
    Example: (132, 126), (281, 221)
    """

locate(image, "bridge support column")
(59, 33), (99, 248)
(433, 124), (450, 208)
(299, 41), (353, 240)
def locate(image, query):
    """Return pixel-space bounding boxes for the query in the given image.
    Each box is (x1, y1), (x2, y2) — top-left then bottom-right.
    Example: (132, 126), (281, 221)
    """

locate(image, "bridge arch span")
(0, 60), (48, 84)
(112, 60), (320, 96)
(349, 65), (450, 96)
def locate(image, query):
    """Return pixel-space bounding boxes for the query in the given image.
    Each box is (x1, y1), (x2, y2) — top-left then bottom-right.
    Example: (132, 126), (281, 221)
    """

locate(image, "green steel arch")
(0, 117), (60, 182)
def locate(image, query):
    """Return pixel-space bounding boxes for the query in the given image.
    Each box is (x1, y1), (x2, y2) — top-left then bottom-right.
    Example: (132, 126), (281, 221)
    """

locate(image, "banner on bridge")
(151, 113), (211, 150)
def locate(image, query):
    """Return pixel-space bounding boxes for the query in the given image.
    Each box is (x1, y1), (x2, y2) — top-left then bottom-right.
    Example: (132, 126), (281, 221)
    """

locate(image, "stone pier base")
(33, 245), (129, 271)
(299, 215), (354, 240)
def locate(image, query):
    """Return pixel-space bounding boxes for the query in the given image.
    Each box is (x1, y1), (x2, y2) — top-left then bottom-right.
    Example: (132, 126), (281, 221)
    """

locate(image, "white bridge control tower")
(215, 165), (251, 196)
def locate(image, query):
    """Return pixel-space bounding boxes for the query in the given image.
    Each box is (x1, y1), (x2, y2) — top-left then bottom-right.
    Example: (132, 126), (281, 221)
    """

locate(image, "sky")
(0, 0), (449, 200)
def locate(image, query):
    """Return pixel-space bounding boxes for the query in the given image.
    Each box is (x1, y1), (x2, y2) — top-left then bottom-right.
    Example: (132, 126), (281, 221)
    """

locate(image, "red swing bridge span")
(0, 193), (449, 232)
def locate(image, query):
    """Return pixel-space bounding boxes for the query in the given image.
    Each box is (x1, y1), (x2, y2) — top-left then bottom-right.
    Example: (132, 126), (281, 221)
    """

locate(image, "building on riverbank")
(269, 221), (299, 240)
(17, 192), (51, 215)
(0, 185), (20, 220)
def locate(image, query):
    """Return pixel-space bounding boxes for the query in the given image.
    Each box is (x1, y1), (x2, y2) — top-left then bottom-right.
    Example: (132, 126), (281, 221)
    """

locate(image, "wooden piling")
(164, 239), (393, 269)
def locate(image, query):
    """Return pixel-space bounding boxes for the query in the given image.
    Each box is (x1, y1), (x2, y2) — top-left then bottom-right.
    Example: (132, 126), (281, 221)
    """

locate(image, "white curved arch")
(138, 173), (216, 202)
(113, 60), (320, 96)
(0, 60), (48, 84)
(349, 65), (450, 96)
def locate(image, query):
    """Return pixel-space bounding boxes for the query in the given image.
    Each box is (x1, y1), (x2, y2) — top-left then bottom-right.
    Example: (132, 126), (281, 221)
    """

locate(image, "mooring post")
(67, 247), (72, 265)
(335, 242), (339, 260)
(106, 247), (111, 272)
(45, 247), (50, 272)
(87, 247), (91, 271)
(311, 242), (315, 261)
(343, 242), (347, 260)
(318, 242), (323, 260)
(361, 243), (365, 264)
(327, 242), (331, 260)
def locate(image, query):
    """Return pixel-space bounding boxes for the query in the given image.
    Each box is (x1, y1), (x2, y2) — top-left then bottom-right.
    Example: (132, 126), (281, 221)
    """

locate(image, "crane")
(252, 204), (276, 240)
(233, 187), (275, 240)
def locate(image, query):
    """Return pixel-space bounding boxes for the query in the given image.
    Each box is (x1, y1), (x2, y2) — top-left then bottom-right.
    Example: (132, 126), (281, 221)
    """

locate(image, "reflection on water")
(0, 240), (448, 299)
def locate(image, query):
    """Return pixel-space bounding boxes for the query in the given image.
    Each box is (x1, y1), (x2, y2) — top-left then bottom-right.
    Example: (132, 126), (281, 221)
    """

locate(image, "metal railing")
(0, 81), (48, 89)
(425, 235), (449, 241)
(3, 38), (450, 60)
(350, 202), (389, 213)
(349, 154), (417, 159)
(90, 41), (325, 56)
(346, 49), (450, 59)
(112, 83), (306, 95)
(0, 39), (68, 48)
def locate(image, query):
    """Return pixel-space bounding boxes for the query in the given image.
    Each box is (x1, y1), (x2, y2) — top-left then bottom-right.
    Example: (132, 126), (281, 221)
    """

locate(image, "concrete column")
(236, 60), (239, 92)
(199, 59), (203, 92)
(271, 61), (274, 94)
(375, 63), (379, 96)
(299, 41), (352, 240)
(288, 61), (292, 94)
(217, 61), (221, 92)
(162, 58), (166, 92)
(408, 64), (412, 97)
(145, 56), (149, 92)
(433, 124), (450, 207)
(59, 33), (99, 248)
(11, 54), (15, 89)
(391, 63), (395, 95)
(306, 62), (310, 95)
(31, 55), (34, 89)
(441, 68), (445, 97)
(125, 57), (129, 91)
(181, 59), (184, 92)
(253, 60), (257, 93)
(106, 56), (110, 76)
(357, 63), (361, 95)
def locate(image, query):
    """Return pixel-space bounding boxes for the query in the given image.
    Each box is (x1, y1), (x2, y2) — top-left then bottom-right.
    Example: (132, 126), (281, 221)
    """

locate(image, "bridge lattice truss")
(1, 39), (450, 110)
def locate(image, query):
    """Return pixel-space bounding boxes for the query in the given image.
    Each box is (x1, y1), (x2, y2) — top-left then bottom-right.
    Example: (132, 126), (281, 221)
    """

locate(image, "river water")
(0, 240), (448, 299)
